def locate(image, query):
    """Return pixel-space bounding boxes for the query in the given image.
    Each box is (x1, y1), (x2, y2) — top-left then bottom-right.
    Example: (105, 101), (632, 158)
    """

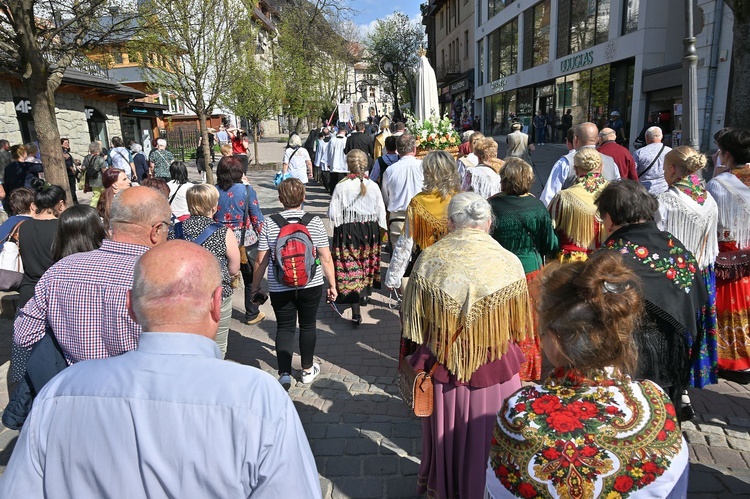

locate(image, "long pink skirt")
(417, 374), (522, 499)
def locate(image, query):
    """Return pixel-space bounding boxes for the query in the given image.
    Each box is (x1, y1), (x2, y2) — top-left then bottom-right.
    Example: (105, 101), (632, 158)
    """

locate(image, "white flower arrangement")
(405, 112), (460, 150)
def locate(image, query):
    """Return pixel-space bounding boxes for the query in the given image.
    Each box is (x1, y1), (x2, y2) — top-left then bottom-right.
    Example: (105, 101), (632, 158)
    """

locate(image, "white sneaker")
(279, 373), (292, 391)
(300, 363), (320, 384)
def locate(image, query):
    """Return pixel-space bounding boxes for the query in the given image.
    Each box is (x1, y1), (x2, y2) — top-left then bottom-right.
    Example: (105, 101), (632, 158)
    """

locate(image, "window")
(523, 0), (551, 70)
(478, 40), (485, 85)
(622, 0), (639, 34)
(113, 51), (123, 64)
(557, 81), (573, 108)
(487, 0), (515, 21)
(464, 30), (469, 59)
(557, 0), (611, 58)
(488, 18), (518, 81)
(441, 10), (444, 28)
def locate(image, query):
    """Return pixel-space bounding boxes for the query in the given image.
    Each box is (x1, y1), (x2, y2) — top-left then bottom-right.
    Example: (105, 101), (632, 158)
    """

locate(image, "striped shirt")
(258, 210), (328, 292)
(14, 240), (146, 364)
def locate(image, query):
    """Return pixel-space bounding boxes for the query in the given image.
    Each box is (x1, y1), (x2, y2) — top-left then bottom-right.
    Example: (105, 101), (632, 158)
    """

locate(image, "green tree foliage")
(364, 12), (425, 121)
(276, 0), (356, 131)
(0, 0), (141, 201)
(132, 0), (255, 183)
(221, 54), (284, 165)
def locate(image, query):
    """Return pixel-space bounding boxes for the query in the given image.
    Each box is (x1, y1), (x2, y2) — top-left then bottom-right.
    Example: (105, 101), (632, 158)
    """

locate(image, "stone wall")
(0, 81), (23, 144)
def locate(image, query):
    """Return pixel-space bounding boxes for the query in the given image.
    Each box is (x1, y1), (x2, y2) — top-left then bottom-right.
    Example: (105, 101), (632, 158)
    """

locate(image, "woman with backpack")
(251, 178), (337, 391)
(328, 150), (387, 325)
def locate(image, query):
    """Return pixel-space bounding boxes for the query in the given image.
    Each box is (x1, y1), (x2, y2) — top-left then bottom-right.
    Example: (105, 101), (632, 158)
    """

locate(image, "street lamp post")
(682, 0), (699, 150)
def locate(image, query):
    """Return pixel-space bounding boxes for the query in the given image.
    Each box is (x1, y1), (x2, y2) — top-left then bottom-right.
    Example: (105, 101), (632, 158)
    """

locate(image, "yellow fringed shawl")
(407, 192), (451, 249)
(402, 228), (533, 381)
(549, 174), (608, 250)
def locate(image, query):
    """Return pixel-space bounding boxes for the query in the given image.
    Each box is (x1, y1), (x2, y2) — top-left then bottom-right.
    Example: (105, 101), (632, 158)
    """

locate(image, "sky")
(353, 0), (423, 37)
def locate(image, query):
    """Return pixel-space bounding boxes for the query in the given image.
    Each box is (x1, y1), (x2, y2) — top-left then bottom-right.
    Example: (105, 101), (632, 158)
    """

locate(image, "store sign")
(451, 79), (469, 93)
(490, 77), (507, 93)
(14, 98), (32, 116)
(124, 106), (162, 118)
(560, 50), (594, 73)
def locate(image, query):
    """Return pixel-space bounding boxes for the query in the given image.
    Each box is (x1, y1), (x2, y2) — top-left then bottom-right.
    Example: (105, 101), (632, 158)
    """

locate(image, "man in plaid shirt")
(12, 187), (172, 369)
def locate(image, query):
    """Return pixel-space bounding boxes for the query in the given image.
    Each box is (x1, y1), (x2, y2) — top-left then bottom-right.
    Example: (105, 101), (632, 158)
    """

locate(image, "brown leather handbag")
(398, 325), (463, 418)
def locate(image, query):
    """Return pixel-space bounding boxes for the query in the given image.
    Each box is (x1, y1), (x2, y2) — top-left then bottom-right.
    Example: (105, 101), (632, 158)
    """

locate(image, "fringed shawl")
(328, 177), (387, 230)
(657, 183), (719, 269)
(468, 164), (502, 199)
(402, 228), (532, 381)
(548, 173), (608, 250)
(407, 192), (451, 249)
(707, 169), (750, 249)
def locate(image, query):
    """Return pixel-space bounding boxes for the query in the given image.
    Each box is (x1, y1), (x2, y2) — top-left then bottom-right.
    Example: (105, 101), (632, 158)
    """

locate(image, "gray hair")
(156, 138), (167, 148)
(645, 126), (663, 141)
(130, 143), (143, 153)
(448, 192), (493, 230)
(396, 134), (417, 156)
(288, 134), (302, 148)
(88, 141), (102, 154)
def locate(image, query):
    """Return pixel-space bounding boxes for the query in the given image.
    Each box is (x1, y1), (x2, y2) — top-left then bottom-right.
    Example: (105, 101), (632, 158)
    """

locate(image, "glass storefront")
(523, 0), (551, 70)
(483, 58), (635, 140)
(488, 19), (518, 82)
(557, 0), (611, 58)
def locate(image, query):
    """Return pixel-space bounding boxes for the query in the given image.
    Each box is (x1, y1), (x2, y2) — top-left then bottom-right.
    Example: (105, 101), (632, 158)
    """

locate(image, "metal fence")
(159, 128), (201, 162)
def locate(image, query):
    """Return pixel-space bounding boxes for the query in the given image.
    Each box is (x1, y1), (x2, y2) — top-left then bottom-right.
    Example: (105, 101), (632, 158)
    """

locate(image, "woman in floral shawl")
(596, 180), (709, 418)
(328, 150), (387, 325)
(658, 146), (719, 392)
(486, 251), (688, 499)
(403, 192), (530, 499)
(548, 148), (608, 262)
(707, 128), (750, 383)
(462, 137), (503, 199)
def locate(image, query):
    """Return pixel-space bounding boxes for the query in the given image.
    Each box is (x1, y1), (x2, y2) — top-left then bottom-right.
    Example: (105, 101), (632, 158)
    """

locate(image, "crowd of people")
(0, 118), (748, 498)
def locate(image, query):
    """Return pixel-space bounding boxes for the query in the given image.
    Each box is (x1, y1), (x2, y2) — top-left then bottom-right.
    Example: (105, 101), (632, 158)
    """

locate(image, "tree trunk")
(253, 122), (259, 165)
(26, 80), (72, 203)
(728, 3), (750, 129)
(198, 111), (215, 185)
(294, 117), (302, 134)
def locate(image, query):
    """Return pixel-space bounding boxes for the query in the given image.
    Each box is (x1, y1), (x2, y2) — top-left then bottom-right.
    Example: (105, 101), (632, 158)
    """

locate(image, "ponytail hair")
(346, 149), (368, 197)
(534, 251), (642, 376)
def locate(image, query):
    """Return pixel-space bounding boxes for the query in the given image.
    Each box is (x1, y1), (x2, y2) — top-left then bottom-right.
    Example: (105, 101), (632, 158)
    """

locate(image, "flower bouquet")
(405, 112), (461, 158)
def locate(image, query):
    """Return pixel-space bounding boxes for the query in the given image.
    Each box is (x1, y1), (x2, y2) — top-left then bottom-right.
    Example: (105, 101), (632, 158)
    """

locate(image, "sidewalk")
(0, 140), (749, 498)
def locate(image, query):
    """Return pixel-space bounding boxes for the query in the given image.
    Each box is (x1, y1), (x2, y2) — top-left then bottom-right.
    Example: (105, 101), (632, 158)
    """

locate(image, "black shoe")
(679, 403), (696, 422)
(352, 314), (362, 326)
(719, 369), (750, 384)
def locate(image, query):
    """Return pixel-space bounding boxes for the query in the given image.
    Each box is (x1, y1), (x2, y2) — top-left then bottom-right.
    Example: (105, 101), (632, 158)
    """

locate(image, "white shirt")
(634, 142), (671, 195)
(283, 147), (311, 184)
(0, 333), (322, 498)
(315, 138), (329, 169)
(382, 155), (424, 213)
(110, 146), (133, 178)
(327, 135), (348, 173)
(540, 150), (576, 207)
(167, 180), (191, 219)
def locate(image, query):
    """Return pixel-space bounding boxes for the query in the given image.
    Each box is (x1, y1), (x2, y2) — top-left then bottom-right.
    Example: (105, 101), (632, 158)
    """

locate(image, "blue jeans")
(535, 127), (546, 144)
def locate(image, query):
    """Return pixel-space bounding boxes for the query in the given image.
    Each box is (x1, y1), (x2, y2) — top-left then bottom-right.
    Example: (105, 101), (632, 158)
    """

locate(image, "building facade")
(423, 0), (477, 129)
(472, 0), (734, 149)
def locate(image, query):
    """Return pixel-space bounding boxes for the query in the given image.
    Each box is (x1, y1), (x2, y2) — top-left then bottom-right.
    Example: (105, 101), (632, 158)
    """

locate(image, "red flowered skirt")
(332, 221), (381, 304)
(518, 270), (542, 381)
(716, 243), (750, 372)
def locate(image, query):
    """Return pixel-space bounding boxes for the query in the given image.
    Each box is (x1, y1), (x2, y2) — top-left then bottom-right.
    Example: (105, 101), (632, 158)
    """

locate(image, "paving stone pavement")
(0, 136), (748, 498)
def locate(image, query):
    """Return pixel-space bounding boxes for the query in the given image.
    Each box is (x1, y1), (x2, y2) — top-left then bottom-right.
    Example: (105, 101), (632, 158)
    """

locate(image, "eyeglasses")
(152, 220), (173, 230)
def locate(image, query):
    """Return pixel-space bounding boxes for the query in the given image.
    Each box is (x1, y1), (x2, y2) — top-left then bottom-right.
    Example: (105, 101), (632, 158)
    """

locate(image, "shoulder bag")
(0, 221), (25, 291)
(398, 325), (463, 417)
(638, 143), (666, 178)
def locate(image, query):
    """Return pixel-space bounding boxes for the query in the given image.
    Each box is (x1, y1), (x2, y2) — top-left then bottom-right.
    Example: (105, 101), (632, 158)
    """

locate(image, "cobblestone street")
(0, 137), (748, 497)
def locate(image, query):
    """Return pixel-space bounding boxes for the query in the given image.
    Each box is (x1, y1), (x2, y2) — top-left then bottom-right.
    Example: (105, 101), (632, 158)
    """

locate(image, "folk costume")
(402, 227), (531, 499)
(464, 159), (503, 199)
(657, 174), (719, 387)
(548, 172), (608, 262)
(486, 368), (689, 499)
(707, 166), (750, 376)
(601, 222), (709, 409)
(328, 174), (387, 304)
(489, 193), (559, 381)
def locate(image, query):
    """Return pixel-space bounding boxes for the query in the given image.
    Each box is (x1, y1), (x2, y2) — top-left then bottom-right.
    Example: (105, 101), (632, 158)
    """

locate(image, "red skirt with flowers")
(716, 242), (750, 372)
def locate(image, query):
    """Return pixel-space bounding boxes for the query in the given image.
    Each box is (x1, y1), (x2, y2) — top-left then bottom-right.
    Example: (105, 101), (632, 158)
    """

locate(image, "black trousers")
(241, 243), (261, 321)
(270, 285), (322, 374)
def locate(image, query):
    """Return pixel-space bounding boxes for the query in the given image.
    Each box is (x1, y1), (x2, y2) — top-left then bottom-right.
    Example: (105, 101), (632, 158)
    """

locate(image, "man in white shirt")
(382, 134), (424, 247)
(326, 127), (348, 193)
(0, 240), (321, 498)
(540, 122), (621, 206)
(633, 126), (672, 195)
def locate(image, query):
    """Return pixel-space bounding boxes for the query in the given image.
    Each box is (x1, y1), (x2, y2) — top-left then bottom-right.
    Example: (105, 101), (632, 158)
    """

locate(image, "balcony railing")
(437, 59), (462, 81)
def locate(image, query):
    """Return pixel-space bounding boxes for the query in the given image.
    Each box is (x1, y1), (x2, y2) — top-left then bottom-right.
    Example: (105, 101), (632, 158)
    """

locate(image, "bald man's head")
(130, 240), (222, 333)
(574, 122), (600, 147)
(110, 186), (172, 244)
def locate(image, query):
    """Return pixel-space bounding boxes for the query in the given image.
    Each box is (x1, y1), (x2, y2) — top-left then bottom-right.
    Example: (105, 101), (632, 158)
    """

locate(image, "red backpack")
(270, 213), (318, 288)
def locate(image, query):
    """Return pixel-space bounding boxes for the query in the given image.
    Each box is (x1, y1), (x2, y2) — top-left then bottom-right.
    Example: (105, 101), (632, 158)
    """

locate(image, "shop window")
(622, 0), (639, 34)
(488, 19), (517, 82)
(557, 0), (610, 58)
(557, 81), (573, 108)
(487, 0), (515, 21)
